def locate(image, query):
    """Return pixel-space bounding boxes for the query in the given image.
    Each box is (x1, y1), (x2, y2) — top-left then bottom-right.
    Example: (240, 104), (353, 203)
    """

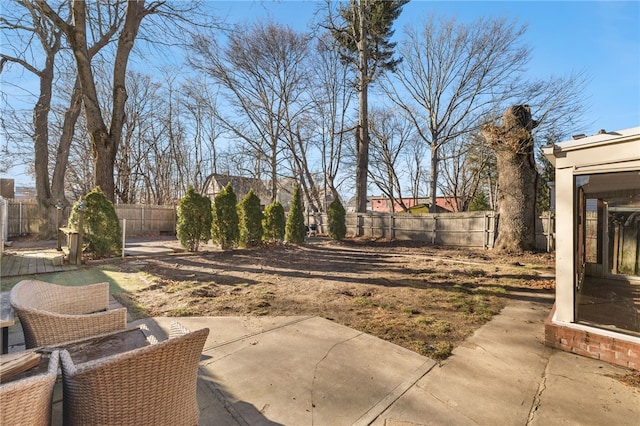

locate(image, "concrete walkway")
(127, 299), (639, 426)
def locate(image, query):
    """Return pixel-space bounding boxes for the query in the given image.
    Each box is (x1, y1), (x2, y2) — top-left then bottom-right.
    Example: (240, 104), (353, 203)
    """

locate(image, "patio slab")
(137, 316), (435, 426)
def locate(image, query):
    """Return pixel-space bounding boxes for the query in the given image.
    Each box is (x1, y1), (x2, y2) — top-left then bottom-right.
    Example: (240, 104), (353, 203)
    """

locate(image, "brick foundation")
(544, 304), (639, 370)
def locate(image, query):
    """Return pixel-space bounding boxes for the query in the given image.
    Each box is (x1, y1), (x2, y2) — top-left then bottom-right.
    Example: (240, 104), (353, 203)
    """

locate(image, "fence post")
(431, 215), (437, 244)
(122, 218), (126, 259)
(390, 214), (395, 239)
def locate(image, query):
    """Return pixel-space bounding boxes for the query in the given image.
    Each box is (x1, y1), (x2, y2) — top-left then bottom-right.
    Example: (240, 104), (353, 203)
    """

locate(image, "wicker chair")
(10, 280), (127, 349)
(0, 350), (60, 426)
(60, 327), (209, 426)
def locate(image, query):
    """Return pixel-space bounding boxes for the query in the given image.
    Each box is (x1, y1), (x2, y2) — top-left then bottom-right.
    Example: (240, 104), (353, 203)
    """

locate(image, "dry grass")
(121, 238), (555, 360)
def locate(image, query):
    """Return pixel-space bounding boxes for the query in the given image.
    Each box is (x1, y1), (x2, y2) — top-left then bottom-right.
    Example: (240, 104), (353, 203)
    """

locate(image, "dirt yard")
(116, 238), (555, 360)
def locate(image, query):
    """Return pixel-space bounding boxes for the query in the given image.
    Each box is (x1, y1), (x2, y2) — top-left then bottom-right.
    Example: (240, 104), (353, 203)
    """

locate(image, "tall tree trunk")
(51, 80), (82, 205)
(429, 145), (438, 213)
(33, 51), (54, 237)
(355, 0), (369, 214)
(482, 105), (539, 252)
(38, 0), (147, 202)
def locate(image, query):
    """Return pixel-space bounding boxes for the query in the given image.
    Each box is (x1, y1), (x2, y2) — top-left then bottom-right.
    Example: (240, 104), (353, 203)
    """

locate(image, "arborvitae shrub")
(211, 183), (239, 250)
(285, 183), (306, 244)
(69, 186), (121, 257)
(327, 198), (347, 240)
(238, 190), (263, 248)
(177, 186), (212, 252)
(262, 201), (285, 243)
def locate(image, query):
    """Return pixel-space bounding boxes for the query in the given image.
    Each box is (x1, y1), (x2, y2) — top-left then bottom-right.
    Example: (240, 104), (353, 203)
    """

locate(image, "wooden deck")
(1, 250), (77, 278)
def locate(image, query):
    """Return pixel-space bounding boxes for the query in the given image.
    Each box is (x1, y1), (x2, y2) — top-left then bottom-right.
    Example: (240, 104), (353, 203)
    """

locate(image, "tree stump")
(482, 105), (539, 253)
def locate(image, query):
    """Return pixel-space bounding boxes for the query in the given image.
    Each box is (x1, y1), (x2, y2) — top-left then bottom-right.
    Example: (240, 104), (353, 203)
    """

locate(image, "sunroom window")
(575, 171), (640, 336)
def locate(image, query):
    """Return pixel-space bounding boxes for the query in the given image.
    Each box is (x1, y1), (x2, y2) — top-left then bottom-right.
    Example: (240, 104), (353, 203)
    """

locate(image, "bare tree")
(182, 77), (224, 193)
(190, 22), (310, 202)
(438, 131), (495, 212)
(1, 1), (64, 217)
(404, 137), (430, 202)
(36, 0), (211, 203)
(383, 15), (531, 213)
(308, 33), (356, 208)
(1, 0), (122, 235)
(116, 71), (162, 203)
(367, 108), (415, 212)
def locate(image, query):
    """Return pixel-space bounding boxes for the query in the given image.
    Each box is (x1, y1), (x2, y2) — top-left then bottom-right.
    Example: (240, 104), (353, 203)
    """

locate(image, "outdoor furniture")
(60, 327), (209, 426)
(10, 279), (127, 349)
(1, 291), (15, 354)
(0, 350), (59, 426)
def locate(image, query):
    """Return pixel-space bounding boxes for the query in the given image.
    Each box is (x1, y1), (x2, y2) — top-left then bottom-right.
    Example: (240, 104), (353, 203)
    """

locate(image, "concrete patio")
(6, 296), (638, 425)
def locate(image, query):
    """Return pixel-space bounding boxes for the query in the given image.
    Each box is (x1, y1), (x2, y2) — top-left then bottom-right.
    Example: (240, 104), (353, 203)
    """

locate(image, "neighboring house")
(203, 174), (271, 208)
(272, 176), (297, 211)
(368, 196), (461, 213)
(543, 127), (640, 370)
(203, 173), (302, 210)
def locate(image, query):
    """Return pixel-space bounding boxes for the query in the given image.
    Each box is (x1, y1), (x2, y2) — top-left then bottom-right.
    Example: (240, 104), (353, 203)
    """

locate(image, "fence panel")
(344, 211), (498, 248)
(536, 211), (556, 252)
(342, 211), (549, 250)
(7, 201), (40, 236)
(116, 205), (177, 236)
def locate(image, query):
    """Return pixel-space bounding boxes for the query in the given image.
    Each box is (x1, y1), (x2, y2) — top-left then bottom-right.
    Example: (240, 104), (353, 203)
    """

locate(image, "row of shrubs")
(64, 184), (346, 257)
(177, 183), (347, 252)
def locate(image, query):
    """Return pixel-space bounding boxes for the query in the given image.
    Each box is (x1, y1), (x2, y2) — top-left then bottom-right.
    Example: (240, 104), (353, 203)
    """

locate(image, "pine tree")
(327, 0), (408, 213)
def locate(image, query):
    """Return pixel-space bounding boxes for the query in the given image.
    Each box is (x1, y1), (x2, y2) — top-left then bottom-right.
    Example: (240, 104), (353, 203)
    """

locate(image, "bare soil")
(118, 237), (555, 360)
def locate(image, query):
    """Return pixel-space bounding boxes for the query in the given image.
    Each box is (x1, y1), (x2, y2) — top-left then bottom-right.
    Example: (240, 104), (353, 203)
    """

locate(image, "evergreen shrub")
(262, 201), (285, 243)
(468, 191), (490, 211)
(238, 190), (263, 248)
(285, 183), (306, 244)
(211, 183), (239, 250)
(327, 198), (347, 240)
(177, 186), (212, 252)
(69, 186), (121, 257)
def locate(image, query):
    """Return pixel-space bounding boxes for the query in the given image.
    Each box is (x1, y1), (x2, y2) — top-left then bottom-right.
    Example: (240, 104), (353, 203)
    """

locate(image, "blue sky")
(207, 0), (640, 134)
(2, 1), (639, 186)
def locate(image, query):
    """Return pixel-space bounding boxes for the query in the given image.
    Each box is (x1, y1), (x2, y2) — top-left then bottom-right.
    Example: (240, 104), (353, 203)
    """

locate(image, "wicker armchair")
(10, 280), (127, 349)
(0, 351), (60, 426)
(60, 327), (209, 426)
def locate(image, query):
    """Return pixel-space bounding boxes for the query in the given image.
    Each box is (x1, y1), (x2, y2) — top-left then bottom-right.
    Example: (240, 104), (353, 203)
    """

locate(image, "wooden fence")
(116, 204), (177, 236)
(3, 200), (176, 238)
(347, 211), (497, 248)
(307, 210), (555, 251)
(3, 199), (556, 251)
